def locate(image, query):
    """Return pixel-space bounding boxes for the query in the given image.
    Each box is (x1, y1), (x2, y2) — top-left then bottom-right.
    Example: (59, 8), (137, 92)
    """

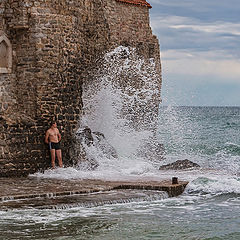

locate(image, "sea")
(0, 106), (239, 240)
(0, 47), (239, 239)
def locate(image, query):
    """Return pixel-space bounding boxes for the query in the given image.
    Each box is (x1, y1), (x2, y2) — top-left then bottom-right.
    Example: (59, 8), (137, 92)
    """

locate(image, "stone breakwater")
(0, 177), (188, 209)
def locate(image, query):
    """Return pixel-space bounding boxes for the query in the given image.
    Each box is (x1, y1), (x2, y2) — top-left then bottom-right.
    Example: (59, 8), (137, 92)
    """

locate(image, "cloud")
(162, 50), (240, 83)
(169, 21), (240, 36)
(149, 0), (197, 8)
(150, 15), (240, 55)
(148, 0), (240, 106)
(149, 0), (240, 21)
(151, 14), (240, 81)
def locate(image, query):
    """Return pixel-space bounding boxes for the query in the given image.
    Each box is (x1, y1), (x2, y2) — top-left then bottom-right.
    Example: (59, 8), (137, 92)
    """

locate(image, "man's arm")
(45, 130), (49, 144)
(57, 129), (61, 142)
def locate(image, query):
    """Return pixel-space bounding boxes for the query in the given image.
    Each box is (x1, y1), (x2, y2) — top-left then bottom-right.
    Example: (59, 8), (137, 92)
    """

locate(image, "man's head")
(51, 121), (57, 128)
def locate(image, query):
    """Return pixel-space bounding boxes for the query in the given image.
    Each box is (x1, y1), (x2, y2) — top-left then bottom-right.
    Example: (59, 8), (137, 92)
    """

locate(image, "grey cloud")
(148, 0), (240, 106)
(149, 0), (240, 22)
(150, 15), (240, 57)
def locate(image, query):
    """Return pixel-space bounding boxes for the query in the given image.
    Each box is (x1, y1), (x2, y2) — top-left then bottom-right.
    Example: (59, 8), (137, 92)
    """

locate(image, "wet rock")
(93, 131), (118, 159)
(76, 126), (93, 146)
(159, 159), (200, 170)
(74, 126), (118, 170)
(74, 127), (98, 170)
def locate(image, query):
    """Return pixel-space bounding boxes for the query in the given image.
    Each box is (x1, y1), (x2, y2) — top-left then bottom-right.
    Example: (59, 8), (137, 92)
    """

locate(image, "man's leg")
(50, 149), (56, 168)
(56, 149), (63, 167)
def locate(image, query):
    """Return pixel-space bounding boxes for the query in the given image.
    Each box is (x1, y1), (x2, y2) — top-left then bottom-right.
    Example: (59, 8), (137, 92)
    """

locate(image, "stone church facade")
(0, 0), (162, 177)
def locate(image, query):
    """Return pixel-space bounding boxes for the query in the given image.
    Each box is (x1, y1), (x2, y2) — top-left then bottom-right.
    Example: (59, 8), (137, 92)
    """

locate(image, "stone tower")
(0, 0), (162, 177)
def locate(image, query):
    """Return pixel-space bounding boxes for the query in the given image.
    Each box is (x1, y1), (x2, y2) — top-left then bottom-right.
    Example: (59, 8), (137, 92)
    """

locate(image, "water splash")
(74, 46), (163, 174)
(83, 47), (160, 133)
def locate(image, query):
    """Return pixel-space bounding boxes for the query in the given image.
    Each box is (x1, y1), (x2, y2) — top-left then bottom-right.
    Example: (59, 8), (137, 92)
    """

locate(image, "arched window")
(0, 35), (12, 74)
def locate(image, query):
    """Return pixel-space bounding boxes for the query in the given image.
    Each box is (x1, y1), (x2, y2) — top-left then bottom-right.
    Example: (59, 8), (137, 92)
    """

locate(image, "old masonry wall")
(0, 0), (162, 177)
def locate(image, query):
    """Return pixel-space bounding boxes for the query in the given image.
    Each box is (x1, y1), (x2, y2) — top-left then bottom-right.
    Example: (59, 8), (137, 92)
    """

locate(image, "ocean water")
(1, 47), (239, 239)
(1, 106), (239, 240)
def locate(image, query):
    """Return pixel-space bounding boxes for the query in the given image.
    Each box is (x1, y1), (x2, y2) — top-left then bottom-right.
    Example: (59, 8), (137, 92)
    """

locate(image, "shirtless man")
(45, 121), (63, 168)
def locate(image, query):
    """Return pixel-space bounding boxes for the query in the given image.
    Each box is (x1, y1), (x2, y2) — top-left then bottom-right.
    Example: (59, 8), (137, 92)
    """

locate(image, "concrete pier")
(0, 177), (188, 209)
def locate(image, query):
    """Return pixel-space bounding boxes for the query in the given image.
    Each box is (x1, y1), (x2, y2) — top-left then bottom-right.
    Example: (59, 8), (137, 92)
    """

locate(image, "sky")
(148, 0), (240, 106)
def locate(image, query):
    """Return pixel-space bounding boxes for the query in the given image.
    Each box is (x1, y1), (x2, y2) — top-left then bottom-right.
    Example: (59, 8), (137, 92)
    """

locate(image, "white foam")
(81, 45), (160, 153)
(32, 47), (240, 201)
(186, 174), (240, 195)
(225, 142), (240, 148)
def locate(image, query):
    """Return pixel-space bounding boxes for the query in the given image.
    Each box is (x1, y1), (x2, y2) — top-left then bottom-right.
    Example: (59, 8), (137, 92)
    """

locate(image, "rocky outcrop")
(159, 159), (200, 170)
(74, 127), (118, 170)
(92, 131), (118, 159)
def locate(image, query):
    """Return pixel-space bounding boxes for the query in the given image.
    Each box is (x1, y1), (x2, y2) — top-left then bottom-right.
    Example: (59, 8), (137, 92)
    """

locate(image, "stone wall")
(0, 0), (162, 177)
(103, 0), (162, 131)
(105, 0), (161, 69)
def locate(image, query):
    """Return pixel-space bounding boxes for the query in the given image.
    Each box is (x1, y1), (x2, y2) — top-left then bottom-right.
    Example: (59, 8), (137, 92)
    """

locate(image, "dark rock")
(74, 126), (118, 170)
(92, 131), (118, 159)
(76, 126), (93, 146)
(92, 131), (105, 140)
(159, 159), (200, 170)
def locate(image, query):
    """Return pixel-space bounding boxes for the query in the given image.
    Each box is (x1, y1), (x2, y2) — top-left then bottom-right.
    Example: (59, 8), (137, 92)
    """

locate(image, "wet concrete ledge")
(0, 177), (188, 207)
(112, 182), (188, 198)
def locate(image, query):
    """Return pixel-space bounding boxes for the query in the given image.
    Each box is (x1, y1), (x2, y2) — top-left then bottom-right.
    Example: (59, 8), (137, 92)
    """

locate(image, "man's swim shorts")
(49, 142), (61, 150)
